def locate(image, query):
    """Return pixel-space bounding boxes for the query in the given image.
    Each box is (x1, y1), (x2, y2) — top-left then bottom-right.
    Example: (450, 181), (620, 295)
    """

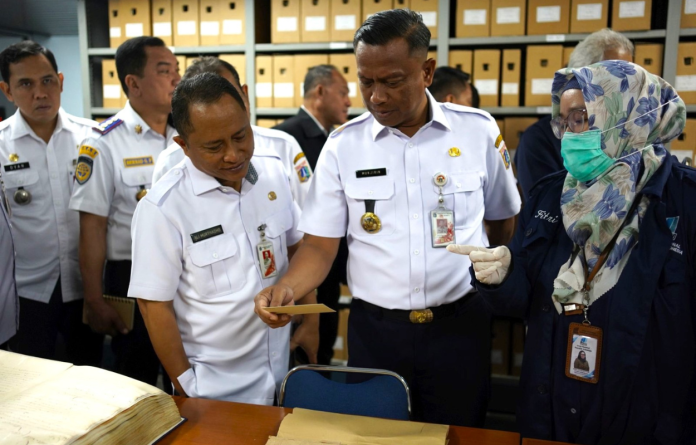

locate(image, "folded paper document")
(266, 304), (335, 315)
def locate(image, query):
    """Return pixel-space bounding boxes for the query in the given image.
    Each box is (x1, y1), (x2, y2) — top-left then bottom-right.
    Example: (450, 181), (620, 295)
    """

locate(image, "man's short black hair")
(353, 9), (430, 57)
(428, 66), (480, 108)
(172, 72), (247, 139)
(303, 64), (338, 98)
(115, 36), (166, 96)
(184, 56), (241, 87)
(0, 40), (58, 83)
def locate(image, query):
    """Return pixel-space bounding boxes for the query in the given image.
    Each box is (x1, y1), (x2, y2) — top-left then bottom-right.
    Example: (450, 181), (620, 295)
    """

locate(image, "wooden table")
(159, 396), (521, 445)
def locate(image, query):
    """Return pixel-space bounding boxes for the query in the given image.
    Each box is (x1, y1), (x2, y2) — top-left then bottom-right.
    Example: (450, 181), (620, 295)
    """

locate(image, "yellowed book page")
(0, 351), (165, 445)
(277, 409), (449, 445)
(0, 350), (73, 401)
(266, 438), (344, 445)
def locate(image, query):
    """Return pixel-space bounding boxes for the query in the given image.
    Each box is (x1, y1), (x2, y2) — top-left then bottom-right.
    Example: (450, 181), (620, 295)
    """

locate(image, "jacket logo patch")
(79, 145), (99, 159)
(191, 225), (224, 243)
(123, 156), (154, 168)
(75, 156), (93, 185)
(667, 216), (682, 255)
(4, 162), (30, 172)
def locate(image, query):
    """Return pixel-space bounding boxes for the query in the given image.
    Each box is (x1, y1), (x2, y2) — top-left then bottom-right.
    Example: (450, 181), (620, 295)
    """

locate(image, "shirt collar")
(122, 101), (174, 141)
(300, 105), (329, 136)
(9, 107), (74, 141)
(370, 89), (451, 141)
(640, 152), (673, 199)
(185, 157), (260, 196)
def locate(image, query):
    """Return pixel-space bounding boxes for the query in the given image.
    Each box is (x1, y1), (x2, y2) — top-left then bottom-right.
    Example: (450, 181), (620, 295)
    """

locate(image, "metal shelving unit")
(79, 0), (691, 122)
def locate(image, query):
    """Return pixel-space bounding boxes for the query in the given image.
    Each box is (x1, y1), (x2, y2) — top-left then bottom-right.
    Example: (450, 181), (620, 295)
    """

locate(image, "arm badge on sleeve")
(495, 134), (510, 170)
(293, 153), (312, 183)
(75, 156), (94, 185)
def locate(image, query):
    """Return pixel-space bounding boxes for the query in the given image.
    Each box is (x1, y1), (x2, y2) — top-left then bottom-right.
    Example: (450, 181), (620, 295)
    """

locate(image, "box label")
(420, 11), (437, 27)
(532, 78), (554, 95)
(329, 42), (350, 49)
(496, 7), (521, 24)
(223, 19), (243, 35)
(177, 20), (196, 36)
(103, 84), (122, 99)
(274, 82), (295, 98)
(475, 79), (498, 96)
(125, 23), (144, 37)
(348, 81), (357, 98)
(154, 22), (172, 36)
(200, 21), (220, 36)
(277, 16), (298, 32)
(671, 150), (693, 162)
(491, 350), (503, 365)
(502, 82), (519, 95)
(687, 0), (696, 14)
(514, 352), (523, 367)
(305, 16), (327, 31)
(618, 1), (645, 18)
(536, 106), (553, 114)
(537, 6), (561, 23)
(546, 34), (566, 42)
(577, 3), (603, 20)
(256, 82), (272, 98)
(464, 9), (487, 25)
(335, 14), (356, 30)
(110, 26), (122, 38)
(676, 75), (696, 92)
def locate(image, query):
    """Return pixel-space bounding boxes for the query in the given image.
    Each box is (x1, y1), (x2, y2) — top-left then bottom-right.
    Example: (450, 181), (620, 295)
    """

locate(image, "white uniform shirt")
(300, 91), (521, 310)
(0, 167), (18, 344)
(151, 125), (310, 208)
(0, 108), (96, 303)
(69, 102), (177, 261)
(128, 150), (302, 404)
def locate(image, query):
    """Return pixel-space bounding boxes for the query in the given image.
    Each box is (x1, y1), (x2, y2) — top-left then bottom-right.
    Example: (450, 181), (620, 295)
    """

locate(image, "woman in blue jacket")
(449, 61), (695, 444)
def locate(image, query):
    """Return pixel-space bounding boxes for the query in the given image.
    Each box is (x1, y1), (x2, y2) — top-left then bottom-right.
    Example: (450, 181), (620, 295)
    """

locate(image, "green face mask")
(560, 129), (613, 182)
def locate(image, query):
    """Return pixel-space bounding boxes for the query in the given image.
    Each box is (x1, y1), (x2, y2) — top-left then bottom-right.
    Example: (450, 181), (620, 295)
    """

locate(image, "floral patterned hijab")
(549, 61), (686, 312)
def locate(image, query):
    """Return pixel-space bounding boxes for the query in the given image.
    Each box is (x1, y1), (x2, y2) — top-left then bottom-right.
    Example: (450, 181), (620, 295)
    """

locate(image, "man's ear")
(0, 81), (12, 102)
(124, 74), (139, 98)
(423, 57), (436, 87)
(58, 72), (64, 93)
(444, 93), (455, 104)
(241, 84), (249, 98)
(174, 135), (189, 156)
(316, 84), (325, 97)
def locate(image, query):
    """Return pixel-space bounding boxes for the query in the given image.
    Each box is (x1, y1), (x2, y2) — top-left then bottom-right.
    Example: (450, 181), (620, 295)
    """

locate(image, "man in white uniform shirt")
(255, 10), (520, 426)
(0, 41), (102, 363)
(152, 57), (310, 208)
(69, 37), (180, 386)
(129, 73), (317, 402)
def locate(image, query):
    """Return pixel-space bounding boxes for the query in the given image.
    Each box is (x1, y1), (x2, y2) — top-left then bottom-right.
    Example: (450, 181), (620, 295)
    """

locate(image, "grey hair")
(303, 64), (338, 98)
(567, 28), (634, 69)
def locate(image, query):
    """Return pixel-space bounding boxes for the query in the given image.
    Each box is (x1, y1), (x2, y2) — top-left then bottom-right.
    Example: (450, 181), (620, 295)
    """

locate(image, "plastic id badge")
(565, 322), (603, 384)
(431, 208), (455, 247)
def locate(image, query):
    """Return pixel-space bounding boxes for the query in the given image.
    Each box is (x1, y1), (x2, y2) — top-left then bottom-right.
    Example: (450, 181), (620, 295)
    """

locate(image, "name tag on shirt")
(191, 225), (224, 243)
(123, 156), (154, 168)
(356, 168), (387, 178)
(4, 162), (30, 172)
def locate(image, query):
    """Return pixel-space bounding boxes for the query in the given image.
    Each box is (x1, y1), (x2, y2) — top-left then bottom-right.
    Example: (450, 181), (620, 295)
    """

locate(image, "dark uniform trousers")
(9, 277), (103, 366)
(104, 260), (171, 392)
(347, 292), (491, 427)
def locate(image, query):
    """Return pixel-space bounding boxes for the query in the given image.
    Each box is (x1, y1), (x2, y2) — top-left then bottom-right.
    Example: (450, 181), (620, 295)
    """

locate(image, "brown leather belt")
(355, 293), (477, 324)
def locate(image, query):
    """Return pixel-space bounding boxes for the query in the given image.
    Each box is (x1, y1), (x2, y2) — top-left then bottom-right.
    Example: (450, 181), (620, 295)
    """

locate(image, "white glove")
(446, 244), (511, 285)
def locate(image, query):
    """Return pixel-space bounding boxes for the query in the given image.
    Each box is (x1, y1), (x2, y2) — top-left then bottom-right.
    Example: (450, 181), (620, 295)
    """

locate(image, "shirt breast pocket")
(345, 177), (395, 236)
(3, 169), (39, 194)
(262, 207), (294, 274)
(437, 172), (483, 229)
(121, 166), (154, 196)
(187, 234), (245, 297)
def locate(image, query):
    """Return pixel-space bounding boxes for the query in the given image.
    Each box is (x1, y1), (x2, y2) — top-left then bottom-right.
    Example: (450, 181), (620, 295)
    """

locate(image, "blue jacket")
(474, 155), (696, 444)
(514, 116), (563, 202)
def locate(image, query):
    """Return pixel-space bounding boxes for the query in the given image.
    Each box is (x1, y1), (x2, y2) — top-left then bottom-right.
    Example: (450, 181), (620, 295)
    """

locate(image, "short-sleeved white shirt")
(299, 90), (521, 310)
(128, 151), (302, 404)
(68, 102), (177, 261)
(0, 108), (96, 303)
(151, 125), (311, 208)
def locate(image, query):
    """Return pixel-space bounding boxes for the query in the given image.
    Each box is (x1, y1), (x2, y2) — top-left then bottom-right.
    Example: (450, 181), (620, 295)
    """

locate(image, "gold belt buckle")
(409, 309), (434, 324)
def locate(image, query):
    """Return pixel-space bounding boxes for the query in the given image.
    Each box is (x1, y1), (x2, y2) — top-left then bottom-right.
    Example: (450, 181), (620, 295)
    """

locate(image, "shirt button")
(525, 228), (534, 237)
(414, 250), (420, 255)
(456, 183), (462, 188)
(542, 304), (550, 312)
(413, 214), (418, 219)
(409, 178), (415, 183)
(414, 287), (420, 293)
(570, 408), (577, 414)
(221, 187), (229, 192)
(408, 143), (414, 148)
(368, 190), (374, 195)
(212, 252), (218, 258)
(174, 170), (181, 176)
(537, 384), (547, 394)
(272, 351), (277, 357)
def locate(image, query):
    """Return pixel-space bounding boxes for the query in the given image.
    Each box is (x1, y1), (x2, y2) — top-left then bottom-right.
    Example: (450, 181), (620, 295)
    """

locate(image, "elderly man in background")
(514, 28), (634, 201)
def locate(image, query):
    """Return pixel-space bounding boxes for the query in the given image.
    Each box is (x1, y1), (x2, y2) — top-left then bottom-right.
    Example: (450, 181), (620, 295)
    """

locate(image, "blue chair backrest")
(281, 367), (410, 420)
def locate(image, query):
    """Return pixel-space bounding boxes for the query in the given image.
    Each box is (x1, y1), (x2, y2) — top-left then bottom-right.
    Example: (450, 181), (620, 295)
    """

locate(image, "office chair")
(279, 365), (411, 420)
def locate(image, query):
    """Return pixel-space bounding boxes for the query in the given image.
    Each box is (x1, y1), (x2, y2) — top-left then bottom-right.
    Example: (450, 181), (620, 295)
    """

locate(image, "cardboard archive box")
(219, 0), (245, 45)
(393, 0), (409, 9)
(102, 59), (123, 108)
(120, 0), (151, 40)
(273, 56), (295, 108)
(491, 0), (526, 36)
(152, 0), (173, 45)
(410, 0), (438, 38)
(302, 0), (330, 42)
(331, 0), (361, 42)
(611, 0), (652, 31)
(683, 0), (696, 28)
(473, 50), (501, 107)
(219, 54), (246, 84)
(456, 0), (490, 38)
(491, 320), (511, 375)
(108, 0), (123, 48)
(256, 56), (274, 108)
(501, 49), (521, 107)
(362, 0), (391, 20)
(563, 46), (574, 67)
(525, 45), (563, 107)
(256, 119), (278, 128)
(173, 0), (199, 46)
(527, 0), (570, 35)
(330, 53), (359, 102)
(199, 0), (220, 46)
(569, 0), (608, 33)
(634, 44), (663, 77)
(670, 119), (696, 159)
(495, 119), (505, 136)
(677, 43), (696, 104)
(272, 0), (301, 43)
(504, 117), (538, 150)
(449, 50), (473, 75)
(294, 54), (330, 106)
(511, 321), (525, 376)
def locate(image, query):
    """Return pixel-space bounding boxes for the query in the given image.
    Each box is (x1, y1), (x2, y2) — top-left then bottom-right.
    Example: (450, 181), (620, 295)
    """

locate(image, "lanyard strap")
(364, 199), (375, 214)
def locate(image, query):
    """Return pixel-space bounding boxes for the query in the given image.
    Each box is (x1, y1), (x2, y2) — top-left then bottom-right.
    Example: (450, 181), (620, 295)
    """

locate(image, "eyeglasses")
(550, 108), (587, 139)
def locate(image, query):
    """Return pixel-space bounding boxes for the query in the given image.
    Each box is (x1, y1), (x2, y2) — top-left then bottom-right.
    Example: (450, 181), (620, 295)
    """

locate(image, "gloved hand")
(446, 245), (511, 285)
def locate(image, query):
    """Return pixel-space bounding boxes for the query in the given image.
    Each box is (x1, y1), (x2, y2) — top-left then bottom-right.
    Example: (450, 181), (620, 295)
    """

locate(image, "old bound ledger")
(0, 350), (183, 444)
